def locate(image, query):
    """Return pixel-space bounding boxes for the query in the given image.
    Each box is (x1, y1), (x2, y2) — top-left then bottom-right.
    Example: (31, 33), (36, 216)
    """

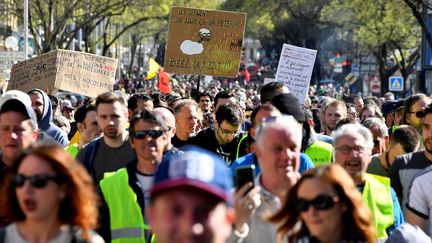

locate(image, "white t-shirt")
(406, 168), (432, 235)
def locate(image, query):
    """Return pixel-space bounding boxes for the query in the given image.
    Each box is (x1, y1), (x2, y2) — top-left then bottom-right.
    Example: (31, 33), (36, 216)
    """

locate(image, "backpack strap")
(84, 139), (100, 178)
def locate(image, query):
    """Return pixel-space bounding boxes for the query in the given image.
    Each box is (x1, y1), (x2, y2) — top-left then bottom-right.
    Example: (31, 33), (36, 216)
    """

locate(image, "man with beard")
(333, 123), (403, 240)
(76, 91), (136, 183)
(401, 94), (431, 132)
(390, 104), (432, 215)
(323, 100), (347, 136)
(28, 89), (69, 146)
(99, 109), (169, 242)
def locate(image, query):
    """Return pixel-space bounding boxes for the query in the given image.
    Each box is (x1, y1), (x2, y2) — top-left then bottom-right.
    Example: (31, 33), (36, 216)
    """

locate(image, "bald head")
(153, 107), (176, 146)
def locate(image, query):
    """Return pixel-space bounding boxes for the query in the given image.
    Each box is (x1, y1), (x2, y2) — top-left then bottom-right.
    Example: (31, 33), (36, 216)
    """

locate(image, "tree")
(321, 0), (420, 95)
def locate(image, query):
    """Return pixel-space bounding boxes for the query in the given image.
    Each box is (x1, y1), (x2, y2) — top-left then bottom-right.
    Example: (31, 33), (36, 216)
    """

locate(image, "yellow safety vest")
(100, 168), (154, 243)
(305, 141), (333, 166)
(362, 173), (394, 240)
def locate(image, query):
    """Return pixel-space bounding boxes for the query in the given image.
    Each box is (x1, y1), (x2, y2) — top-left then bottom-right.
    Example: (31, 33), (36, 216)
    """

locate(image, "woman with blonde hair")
(269, 164), (376, 243)
(0, 142), (102, 242)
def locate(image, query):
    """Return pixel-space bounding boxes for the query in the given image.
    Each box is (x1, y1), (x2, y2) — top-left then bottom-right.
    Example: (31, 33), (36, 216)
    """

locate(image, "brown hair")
(268, 165), (375, 243)
(95, 90), (128, 108)
(0, 142), (99, 240)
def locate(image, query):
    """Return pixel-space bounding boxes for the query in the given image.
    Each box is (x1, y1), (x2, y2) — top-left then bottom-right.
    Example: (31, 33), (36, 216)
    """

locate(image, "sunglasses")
(12, 174), (61, 188)
(295, 194), (339, 212)
(408, 110), (425, 118)
(132, 129), (164, 139)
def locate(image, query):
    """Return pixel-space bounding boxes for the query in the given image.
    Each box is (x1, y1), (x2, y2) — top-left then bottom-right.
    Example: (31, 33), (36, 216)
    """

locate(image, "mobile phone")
(235, 165), (256, 191)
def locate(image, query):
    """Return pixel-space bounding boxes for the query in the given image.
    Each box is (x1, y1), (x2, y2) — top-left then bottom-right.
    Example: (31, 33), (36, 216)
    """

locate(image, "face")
(334, 133), (371, 179)
(130, 120), (167, 163)
(149, 188), (232, 243)
(422, 113), (432, 154)
(368, 124), (387, 155)
(354, 97), (364, 114)
(97, 101), (128, 139)
(79, 110), (101, 144)
(15, 155), (65, 222)
(215, 120), (241, 145)
(0, 112), (37, 163)
(176, 105), (199, 136)
(325, 105), (346, 131)
(394, 108), (404, 125)
(29, 92), (44, 121)
(361, 108), (374, 121)
(346, 107), (357, 120)
(256, 126), (301, 184)
(408, 99), (431, 130)
(214, 97), (236, 112)
(62, 108), (74, 120)
(297, 178), (344, 242)
(135, 99), (154, 112)
(199, 96), (212, 112)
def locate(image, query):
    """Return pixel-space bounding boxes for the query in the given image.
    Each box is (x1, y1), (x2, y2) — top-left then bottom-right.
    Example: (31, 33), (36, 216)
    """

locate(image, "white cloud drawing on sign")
(180, 40), (204, 55)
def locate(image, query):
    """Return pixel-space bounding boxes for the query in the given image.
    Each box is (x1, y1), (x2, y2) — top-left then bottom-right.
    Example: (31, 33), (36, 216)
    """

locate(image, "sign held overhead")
(164, 7), (247, 77)
(8, 50), (117, 97)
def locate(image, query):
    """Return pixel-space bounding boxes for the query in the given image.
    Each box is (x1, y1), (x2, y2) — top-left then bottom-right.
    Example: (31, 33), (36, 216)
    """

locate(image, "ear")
(77, 122), (85, 133)
(384, 135), (390, 150)
(128, 109), (133, 120)
(250, 127), (256, 140)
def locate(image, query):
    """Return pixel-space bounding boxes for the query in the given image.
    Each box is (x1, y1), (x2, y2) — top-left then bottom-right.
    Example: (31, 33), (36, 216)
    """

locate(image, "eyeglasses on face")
(132, 129), (164, 139)
(295, 194), (339, 212)
(218, 126), (239, 136)
(335, 145), (366, 155)
(407, 110), (425, 118)
(12, 174), (61, 188)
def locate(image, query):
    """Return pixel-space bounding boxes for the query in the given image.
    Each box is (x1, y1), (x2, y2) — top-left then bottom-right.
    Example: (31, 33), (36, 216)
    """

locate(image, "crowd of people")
(0, 78), (431, 242)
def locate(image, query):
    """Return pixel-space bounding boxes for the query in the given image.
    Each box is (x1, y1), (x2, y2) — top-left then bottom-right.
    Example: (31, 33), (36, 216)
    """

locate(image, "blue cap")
(151, 146), (233, 203)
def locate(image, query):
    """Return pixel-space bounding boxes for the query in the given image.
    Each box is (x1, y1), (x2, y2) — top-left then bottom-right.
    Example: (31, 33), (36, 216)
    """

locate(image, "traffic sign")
(389, 76), (403, 91)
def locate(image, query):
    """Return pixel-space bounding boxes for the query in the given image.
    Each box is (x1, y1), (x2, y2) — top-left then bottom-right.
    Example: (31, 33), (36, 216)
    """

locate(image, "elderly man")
(172, 100), (200, 148)
(229, 115), (302, 243)
(333, 123), (404, 240)
(99, 109), (169, 242)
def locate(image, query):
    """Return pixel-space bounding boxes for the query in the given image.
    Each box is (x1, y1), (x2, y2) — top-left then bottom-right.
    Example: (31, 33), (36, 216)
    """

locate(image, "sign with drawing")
(164, 7), (247, 77)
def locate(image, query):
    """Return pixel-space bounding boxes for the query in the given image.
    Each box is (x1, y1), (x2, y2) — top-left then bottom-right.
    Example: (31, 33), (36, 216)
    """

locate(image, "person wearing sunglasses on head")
(269, 164), (376, 243)
(98, 109), (169, 243)
(333, 123), (404, 241)
(0, 142), (102, 242)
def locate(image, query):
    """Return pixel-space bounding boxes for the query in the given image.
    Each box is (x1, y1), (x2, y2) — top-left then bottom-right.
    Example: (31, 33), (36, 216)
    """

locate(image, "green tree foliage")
(321, 0), (420, 94)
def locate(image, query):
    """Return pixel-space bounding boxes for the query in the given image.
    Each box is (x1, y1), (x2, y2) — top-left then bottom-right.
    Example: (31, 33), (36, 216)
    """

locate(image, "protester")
(401, 93), (431, 132)
(269, 164), (375, 243)
(127, 93), (154, 118)
(188, 103), (244, 165)
(0, 143), (102, 242)
(258, 82), (289, 104)
(229, 115), (302, 243)
(153, 106), (182, 157)
(149, 146), (234, 243)
(76, 91), (135, 183)
(367, 125), (420, 177)
(333, 123), (404, 240)
(360, 103), (383, 121)
(362, 117), (389, 155)
(198, 91), (213, 113)
(99, 109), (169, 242)
(390, 104), (432, 214)
(65, 104), (101, 158)
(323, 100), (347, 136)
(172, 99), (200, 148)
(28, 89), (69, 146)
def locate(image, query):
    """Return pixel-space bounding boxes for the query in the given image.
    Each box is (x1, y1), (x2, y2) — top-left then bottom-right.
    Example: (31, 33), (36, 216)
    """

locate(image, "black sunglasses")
(295, 194), (339, 212)
(132, 129), (164, 139)
(12, 174), (62, 188)
(408, 110), (425, 118)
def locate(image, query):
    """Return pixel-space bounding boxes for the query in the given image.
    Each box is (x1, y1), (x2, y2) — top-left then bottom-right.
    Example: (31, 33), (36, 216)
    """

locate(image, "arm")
(406, 210), (428, 231)
(406, 173), (430, 232)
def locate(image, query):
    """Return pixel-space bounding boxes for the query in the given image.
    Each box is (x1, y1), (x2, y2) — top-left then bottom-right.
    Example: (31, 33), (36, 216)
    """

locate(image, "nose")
(109, 120), (114, 125)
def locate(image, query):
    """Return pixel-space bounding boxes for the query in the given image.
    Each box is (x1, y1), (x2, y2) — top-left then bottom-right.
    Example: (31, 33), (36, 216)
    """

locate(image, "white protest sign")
(275, 44), (317, 104)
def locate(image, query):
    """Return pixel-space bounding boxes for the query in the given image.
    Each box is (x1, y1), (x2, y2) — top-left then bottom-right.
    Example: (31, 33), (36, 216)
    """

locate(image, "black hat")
(381, 100), (397, 117)
(271, 93), (306, 123)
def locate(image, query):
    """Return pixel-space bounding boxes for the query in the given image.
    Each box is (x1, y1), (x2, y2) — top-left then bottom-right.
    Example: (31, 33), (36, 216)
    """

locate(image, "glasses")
(335, 145), (366, 155)
(295, 194), (339, 212)
(132, 129), (164, 139)
(218, 126), (239, 136)
(407, 110), (425, 118)
(12, 174), (61, 188)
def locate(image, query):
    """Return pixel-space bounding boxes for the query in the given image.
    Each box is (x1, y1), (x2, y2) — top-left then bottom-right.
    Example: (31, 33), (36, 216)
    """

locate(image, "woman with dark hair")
(269, 165), (375, 243)
(0, 142), (103, 242)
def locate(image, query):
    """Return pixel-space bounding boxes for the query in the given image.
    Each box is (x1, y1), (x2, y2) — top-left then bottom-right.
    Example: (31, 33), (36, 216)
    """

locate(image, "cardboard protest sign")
(8, 50), (117, 97)
(164, 7), (246, 77)
(275, 44), (317, 104)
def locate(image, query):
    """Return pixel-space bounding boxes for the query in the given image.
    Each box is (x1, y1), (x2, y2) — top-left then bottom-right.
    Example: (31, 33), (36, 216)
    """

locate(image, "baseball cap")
(271, 93), (306, 123)
(394, 99), (405, 112)
(381, 100), (397, 117)
(0, 90), (38, 125)
(151, 146), (233, 204)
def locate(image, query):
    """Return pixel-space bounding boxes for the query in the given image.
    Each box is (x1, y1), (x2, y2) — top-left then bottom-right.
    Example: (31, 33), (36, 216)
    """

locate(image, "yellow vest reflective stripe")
(100, 168), (154, 243)
(362, 173), (394, 239)
(304, 141), (333, 166)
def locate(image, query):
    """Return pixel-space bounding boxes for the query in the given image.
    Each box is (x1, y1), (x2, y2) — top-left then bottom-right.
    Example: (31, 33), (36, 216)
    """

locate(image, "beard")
(103, 126), (119, 139)
(424, 138), (432, 154)
(35, 110), (43, 121)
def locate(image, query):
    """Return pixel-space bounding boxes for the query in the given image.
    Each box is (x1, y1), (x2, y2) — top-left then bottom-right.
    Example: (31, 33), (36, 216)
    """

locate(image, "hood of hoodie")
(28, 89), (53, 130)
